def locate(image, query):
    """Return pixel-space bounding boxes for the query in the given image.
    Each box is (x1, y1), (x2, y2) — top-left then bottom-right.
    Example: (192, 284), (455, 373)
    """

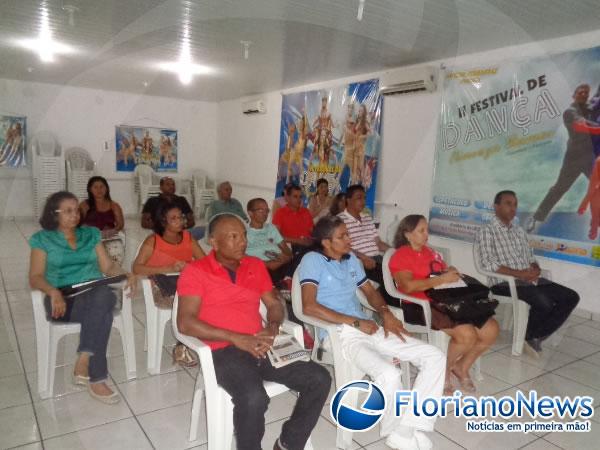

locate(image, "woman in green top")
(29, 191), (136, 404)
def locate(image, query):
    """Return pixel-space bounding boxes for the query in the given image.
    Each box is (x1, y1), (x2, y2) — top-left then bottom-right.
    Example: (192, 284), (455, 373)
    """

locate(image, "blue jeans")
(212, 346), (331, 450)
(45, 285), (116, 383)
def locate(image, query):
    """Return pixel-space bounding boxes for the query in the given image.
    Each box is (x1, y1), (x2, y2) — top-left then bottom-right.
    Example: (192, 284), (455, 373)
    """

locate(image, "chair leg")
(45, 331), (60, 399)
(153, 317), (167, 373)
(188, 382), (204, 441)
(36, 326), (52, 398)
(146, 309), (160, 375)
(119, 298), (137, 380)
(512, 301), (529, 356)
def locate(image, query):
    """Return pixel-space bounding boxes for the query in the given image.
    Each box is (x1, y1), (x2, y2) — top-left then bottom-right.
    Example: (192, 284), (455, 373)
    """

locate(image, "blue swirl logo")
(330, 381), (386, 431)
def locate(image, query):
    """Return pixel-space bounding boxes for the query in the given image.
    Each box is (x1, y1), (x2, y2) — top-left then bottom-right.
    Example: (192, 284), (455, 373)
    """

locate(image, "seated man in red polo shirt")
(176, 214), (331, 450)
(272, 184), (314, 277)
(272, 184), (314, 248)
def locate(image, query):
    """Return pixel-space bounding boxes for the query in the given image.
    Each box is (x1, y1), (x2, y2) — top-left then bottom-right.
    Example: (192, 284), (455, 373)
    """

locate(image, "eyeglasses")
(55, 208), (80, 216)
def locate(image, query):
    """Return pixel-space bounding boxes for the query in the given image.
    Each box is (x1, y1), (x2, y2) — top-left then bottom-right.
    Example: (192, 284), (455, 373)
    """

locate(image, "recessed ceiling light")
(143, 81), (149, 87)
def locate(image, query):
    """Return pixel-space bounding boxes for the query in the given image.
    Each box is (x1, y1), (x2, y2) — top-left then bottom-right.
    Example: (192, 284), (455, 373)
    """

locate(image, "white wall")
(216, 29), (600, 315)
(0, 79), (218, 216)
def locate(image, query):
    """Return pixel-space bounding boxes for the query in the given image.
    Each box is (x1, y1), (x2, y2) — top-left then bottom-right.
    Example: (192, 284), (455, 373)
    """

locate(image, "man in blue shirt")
(299, 216), (445, 450)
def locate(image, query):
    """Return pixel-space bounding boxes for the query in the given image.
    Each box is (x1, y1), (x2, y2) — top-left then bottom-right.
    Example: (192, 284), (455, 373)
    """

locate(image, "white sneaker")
(385, 433), (419, 450)
(414, 431), (433, 450)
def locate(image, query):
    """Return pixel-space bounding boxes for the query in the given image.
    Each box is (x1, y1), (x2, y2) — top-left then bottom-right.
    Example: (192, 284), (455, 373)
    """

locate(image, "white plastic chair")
(65, 147), (95, 201)
(291, 271), (410, 450)
(472, 244), (554, 356)
(30, 131), (65, 218)
(381, 248), (482, 380)
(192, 170), (217, 219)
(31, 286), (137, 399)
(171, 294), (314, 449)
(135, 164), (161, 212)
(142, 274), (178, 375)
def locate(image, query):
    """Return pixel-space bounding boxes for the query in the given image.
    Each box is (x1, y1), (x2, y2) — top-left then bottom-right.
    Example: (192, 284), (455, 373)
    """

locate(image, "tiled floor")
(0, 217), (598, 449)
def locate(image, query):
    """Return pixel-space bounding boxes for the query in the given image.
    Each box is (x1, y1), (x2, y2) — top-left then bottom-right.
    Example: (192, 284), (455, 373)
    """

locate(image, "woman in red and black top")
(389, 214), (499, 395)
(79, 176), (124, 239)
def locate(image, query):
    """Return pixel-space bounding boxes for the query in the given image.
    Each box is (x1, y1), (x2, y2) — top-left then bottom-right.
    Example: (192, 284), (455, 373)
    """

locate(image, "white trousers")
(338, 325), (446, 435)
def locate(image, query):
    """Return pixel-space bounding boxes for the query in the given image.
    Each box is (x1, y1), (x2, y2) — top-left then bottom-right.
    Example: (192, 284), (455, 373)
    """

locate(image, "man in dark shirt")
(527, 84), (596, 231)
(141, 177), (196, 231)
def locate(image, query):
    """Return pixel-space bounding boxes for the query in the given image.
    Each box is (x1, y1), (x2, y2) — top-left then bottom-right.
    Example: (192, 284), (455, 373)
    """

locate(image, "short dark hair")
(86, 176), (112, 212)
(159, 177), (173, 186)
(346, 184), (365, 199)
(393, 214), (427, 248)
(247, 197), (267, 211)
(494, 190), (516, 205)
(208, 213), (244, 237)
(316, 178), (328, 188)
(285, 184), (301, 195)
(329, 193), (346, 216)
(312, 216), (345, 252)
(151, 201), (182, 236)
(39, 191), (79, 230)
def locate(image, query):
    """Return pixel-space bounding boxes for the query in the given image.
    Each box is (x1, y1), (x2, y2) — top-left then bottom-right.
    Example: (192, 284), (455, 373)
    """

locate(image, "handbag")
(148, 274), (179, 309)
(426, 270), (498, 322)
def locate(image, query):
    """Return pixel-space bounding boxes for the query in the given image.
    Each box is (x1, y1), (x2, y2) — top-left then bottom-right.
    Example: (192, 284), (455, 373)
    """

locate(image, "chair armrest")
(399, 295), (432, 330)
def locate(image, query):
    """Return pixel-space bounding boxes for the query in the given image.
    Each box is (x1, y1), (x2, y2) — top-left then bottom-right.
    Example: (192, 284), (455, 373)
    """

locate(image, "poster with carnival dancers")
(275, 79), (383, 212)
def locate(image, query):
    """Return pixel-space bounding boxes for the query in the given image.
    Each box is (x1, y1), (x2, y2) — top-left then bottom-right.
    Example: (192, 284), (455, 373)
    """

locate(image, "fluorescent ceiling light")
(16, 3), (75, 62)
(157, 60), (214, 84)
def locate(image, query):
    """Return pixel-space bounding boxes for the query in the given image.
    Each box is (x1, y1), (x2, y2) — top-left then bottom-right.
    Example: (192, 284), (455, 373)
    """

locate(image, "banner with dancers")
(430, 45), (600, 267)
(275, 79), (383, 212)
(0, 115), (26, 167)
(115, 125), (178, 172)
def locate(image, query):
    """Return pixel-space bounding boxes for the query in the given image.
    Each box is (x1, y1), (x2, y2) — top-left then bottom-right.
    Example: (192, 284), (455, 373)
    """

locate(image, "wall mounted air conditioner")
(242, 99), (267, 114)
(379, 67), (437, 96)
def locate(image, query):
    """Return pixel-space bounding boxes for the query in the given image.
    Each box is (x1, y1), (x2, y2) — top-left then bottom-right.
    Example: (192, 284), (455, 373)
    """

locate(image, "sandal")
(173, 343), (198, 368)
(451, 369), (476, 394)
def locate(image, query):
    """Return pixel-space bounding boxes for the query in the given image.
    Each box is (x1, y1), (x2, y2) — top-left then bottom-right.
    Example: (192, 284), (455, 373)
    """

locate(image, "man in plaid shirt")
(475, 190), (579, 355)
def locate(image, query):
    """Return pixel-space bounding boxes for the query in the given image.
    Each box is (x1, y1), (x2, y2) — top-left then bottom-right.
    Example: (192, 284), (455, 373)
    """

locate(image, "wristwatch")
(352, 319), (361, 328)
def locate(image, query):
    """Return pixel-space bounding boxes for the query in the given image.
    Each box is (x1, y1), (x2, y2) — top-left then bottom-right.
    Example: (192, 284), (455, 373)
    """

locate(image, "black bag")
(426, 274), (498, 322)
(149, 273), (179, 297)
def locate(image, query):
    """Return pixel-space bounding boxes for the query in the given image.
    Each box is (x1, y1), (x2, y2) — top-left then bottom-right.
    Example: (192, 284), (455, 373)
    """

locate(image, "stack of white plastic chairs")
(31, 131), (65, 218)
(134, 164), (161, 212)
(65, 147), (95, 201)
(191, 170), (217, 220)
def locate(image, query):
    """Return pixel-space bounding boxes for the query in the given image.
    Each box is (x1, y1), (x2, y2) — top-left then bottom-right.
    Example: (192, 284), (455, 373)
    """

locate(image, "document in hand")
(430, 276), (467, 290)
(267, 333), (311, 368)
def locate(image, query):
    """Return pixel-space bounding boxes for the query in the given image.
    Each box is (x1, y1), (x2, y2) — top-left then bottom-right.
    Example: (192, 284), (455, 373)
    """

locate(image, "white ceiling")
(0, 0), (599, 102)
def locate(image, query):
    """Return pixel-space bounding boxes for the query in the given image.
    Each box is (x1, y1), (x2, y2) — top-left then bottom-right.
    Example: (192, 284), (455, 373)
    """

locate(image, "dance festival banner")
(430, 45), (600, 267)
(275, 79), (382, 212)
(115, 125), (178, 172)
(0, 114), (26, 167)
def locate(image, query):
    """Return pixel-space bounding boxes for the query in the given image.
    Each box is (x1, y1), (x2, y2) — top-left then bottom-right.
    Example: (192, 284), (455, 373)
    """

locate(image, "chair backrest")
(65, 147), (95, 171)
(135, 164), (155, 186)
(381, 248), (401, 299)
